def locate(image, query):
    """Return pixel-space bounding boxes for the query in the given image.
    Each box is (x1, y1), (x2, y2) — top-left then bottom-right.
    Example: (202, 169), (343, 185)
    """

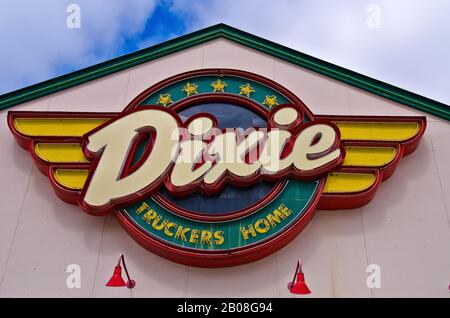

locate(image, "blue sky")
(1, 0), (449, 105)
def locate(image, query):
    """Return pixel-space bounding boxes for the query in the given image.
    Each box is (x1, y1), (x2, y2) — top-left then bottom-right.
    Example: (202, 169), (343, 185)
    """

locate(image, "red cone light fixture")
(287, 259), (311, 295)
(106, 254), (136, 289)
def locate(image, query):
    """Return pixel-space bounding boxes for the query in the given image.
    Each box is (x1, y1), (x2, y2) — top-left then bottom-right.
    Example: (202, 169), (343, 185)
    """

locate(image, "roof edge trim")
(0, 23), (448, 120)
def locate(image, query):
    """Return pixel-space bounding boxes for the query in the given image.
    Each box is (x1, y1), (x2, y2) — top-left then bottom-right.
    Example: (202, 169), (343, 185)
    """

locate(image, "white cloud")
(171, 0), (450, 104)
(2, 1), (448, 105)
(0, 0), (157, 93)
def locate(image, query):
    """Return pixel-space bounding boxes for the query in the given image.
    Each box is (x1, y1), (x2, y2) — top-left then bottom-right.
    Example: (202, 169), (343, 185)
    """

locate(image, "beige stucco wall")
(0, 39), (448, 297)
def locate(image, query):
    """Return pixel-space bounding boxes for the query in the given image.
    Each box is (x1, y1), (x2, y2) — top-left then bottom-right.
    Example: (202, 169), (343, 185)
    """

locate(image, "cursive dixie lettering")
(80, 105), (343, 213)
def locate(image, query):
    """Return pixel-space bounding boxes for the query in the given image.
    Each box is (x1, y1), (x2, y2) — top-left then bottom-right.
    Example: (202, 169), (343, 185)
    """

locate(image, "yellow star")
(182, 82), (198, 96)
(157, 94), (173, 107)
(211, 79), (227, 93)
(239, 83), (255, 98)
(262, 95), (279, 109)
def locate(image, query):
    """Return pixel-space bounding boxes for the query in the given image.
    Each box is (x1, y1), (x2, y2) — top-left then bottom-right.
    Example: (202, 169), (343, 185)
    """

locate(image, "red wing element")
(8, 111), (427, 210)
(314, 115), (426, 209)
(7, 111), (117, 204)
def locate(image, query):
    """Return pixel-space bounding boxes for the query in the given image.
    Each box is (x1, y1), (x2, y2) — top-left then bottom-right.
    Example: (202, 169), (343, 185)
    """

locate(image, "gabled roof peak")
(0, 23), (448, 120)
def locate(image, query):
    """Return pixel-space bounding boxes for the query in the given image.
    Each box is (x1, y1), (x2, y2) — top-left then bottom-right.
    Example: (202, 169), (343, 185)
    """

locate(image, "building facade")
(0, 25), (449, 297)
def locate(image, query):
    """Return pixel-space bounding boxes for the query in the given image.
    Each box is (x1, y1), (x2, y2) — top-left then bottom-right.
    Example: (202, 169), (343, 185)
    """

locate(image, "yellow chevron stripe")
(15, 118), (419, 141)
(323, 172), (376, 193)
(54, 169), (89, 190)
(335, 122), (419, 141)
(35, 143), (89, 163)
(37, 142), (397, 170)
(343, 146), (396, 167)
(13, 118), (108, 137)
(53, 167), (377, 196)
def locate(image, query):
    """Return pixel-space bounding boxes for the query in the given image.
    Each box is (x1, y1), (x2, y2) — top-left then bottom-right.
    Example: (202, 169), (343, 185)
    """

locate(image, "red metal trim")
(140, 94), (333, 222)
(29, 138), (85, 175)
(48, 164), (90, 205)
(7, 111), (117, 150)
(341, 141), (404, 181)
(151, 181), (287, 223)
(123, 68), (316, 120)
(5, 68), (428, 267)
(114, 178), (325, 268)
(76, 106), (181, 216)
(315, 115), (426, 155)
(76, 103), (340, 216)
(317, 168), (382, 210)
(316, 114), (426, 210)
(121, 131), (155, 176)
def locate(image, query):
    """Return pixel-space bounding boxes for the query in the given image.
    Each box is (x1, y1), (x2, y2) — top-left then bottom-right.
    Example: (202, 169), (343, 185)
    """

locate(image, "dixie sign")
(8, 69), (426, 267)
